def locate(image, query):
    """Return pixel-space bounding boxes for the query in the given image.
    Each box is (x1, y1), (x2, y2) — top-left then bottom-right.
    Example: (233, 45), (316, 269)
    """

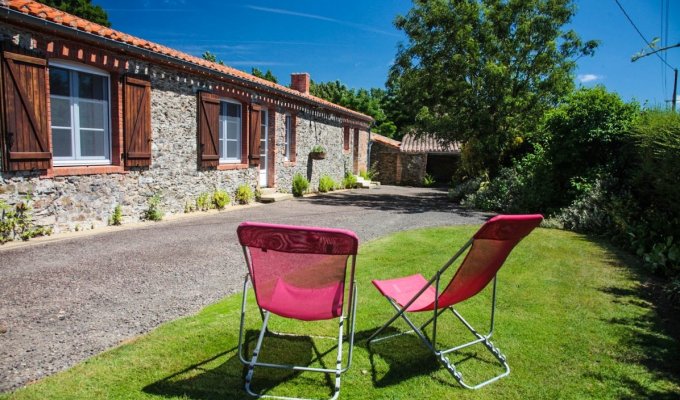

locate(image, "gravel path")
(0, 186), (487, 392)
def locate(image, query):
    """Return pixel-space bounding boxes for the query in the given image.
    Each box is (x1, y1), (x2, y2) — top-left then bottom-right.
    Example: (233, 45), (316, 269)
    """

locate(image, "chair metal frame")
(237, 226), (359, 400)
(367, 235), (514, 390)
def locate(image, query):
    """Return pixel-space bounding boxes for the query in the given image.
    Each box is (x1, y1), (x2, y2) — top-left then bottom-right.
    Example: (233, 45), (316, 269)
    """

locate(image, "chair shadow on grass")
(143, 330), (339, 400)
(356, 327), (493, 389)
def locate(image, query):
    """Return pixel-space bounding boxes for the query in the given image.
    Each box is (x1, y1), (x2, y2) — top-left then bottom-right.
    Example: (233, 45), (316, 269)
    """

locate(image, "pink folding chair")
(236, 222), (359, 400)
(367, 214), (543, 389)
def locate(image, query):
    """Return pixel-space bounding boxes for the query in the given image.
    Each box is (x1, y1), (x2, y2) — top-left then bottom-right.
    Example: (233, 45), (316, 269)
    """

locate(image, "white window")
(284, 114), (292, 160)
(260, 109), (268, 161)
(49, 62), (111, 165)
(219, 99), (242, 163)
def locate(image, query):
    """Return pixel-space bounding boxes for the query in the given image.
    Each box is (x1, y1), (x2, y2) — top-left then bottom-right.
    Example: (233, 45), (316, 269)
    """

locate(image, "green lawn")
(3, 227), (679, 399)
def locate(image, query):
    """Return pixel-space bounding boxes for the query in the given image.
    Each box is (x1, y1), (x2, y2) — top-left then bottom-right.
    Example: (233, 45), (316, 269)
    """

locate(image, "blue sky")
(98, 0), (679, 107)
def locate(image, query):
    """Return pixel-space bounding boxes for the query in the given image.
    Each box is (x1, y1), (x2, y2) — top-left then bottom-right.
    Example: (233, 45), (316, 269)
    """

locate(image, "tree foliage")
(310, 80), (397, 137)
(39, 0), (110, 27)
(251, 67), (278, 83)
(201, 51), (224, 65)
(388, 0), (598, 176)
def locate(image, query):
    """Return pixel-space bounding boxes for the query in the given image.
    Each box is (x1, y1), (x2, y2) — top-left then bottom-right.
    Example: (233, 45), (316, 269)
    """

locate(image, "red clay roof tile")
(400, 134), (460, 153)
(2, 0), (372, 122)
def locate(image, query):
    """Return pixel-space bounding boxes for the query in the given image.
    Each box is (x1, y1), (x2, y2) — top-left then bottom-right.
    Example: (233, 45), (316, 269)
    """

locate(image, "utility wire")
(614, 0), (674, 70)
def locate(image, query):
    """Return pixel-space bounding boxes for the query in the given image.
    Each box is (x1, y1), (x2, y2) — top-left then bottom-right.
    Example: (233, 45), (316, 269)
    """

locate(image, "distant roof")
(1, 0), (373, 123)
(371, 133), (401, 149)
(401, 134), (460, 153)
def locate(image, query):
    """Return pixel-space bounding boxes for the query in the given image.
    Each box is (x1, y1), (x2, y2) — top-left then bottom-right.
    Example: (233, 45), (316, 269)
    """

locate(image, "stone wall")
(369, 142), (427, 186)
(0, 24), (368, 235)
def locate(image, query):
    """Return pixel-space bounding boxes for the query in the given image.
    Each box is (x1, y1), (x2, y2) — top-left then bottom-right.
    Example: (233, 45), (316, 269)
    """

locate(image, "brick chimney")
(291, 73), (310, 95)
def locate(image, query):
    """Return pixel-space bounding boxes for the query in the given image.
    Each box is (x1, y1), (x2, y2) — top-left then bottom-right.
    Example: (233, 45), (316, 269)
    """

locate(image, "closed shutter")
(123, 76), (152, 167)
(289, 114), (297, 162)
(197, 91), (220, 168)
(1, 51), (51, 171)
(248, 104), (261, 166)
(343, 125), (350, 151)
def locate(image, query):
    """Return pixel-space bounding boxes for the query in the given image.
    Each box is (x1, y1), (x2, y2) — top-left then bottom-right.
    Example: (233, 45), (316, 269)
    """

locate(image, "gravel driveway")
(0, 185), (487, 392)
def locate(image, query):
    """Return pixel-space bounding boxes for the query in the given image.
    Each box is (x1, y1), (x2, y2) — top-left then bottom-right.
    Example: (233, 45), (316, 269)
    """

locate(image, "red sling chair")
(368, 214), (543, 389)
(237, 222), (359, 400)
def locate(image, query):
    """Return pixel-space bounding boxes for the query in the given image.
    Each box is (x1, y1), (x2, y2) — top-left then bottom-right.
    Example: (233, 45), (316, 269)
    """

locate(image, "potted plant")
(309, 145), (326, 160)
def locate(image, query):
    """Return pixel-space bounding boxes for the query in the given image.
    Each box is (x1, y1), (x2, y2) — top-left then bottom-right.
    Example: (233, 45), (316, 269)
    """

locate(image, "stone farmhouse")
(0, 1), (373, 233)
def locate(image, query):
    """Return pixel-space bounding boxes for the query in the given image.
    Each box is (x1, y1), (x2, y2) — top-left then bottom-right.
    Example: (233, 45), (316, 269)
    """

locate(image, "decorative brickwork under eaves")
(0, 0), (373, 126)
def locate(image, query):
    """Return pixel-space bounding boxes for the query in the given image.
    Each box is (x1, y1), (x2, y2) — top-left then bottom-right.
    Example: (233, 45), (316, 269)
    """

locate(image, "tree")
(388, 0), (598, 176)
(39, 0), (110, 27)
(251, 67), (278, 83)
(310, 80), (397, 137)
(202, 51), (224, 65)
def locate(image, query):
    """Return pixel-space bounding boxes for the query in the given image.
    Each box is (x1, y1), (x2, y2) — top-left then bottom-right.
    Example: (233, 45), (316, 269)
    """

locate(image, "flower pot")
(310, 151), (326, 160)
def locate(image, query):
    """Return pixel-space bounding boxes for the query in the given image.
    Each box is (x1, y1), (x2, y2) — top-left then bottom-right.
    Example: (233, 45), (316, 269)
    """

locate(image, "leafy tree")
(251, 67), (278, 83)
(202, 51), (224, 65)
(388, 0), (598, 176)
(310, 80), (397, 137)
(39, 0), (110, 27)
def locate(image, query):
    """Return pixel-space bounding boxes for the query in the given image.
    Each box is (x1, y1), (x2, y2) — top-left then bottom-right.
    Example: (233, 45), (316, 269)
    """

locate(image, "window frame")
(284, 113), (292, 161)
(218, 98), (243, 164)
(49, 60), (112, 166)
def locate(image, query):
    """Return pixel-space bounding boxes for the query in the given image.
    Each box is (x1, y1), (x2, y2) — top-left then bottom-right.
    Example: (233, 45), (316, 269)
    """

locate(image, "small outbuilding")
(370, 133), (460, 186)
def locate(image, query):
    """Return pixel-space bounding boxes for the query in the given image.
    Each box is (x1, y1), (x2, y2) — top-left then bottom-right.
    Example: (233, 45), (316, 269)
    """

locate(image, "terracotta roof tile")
(371, 133), (401, 149)
(400, 134), (460, 153)
(2, 0), (372, 122)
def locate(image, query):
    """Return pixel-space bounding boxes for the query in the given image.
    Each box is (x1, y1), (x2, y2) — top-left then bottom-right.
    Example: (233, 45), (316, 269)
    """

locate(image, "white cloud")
(245, 5), (400, 37)
(578, 74), (603, 83)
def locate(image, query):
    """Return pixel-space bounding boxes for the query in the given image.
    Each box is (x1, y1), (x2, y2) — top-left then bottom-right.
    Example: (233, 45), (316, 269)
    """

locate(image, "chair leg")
(368, 294), (510, 390)
(238, 286), (350, 400)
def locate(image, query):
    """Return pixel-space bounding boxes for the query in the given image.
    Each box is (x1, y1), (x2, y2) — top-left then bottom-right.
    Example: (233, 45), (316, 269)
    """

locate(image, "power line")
(614, 0), (674, 70)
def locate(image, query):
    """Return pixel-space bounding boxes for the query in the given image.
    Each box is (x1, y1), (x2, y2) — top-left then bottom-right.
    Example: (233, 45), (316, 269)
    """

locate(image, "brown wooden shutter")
(290, 114), (297, 163)
(197, 91), (220, 168)
(123, 76), (152, 167)
(248, 104), (261, 166)
(1, 51), (51, 171)
(343, 125), (350, 151)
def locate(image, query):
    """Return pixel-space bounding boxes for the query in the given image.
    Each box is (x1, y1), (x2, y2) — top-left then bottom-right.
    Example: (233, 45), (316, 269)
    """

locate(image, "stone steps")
(259, 191), (293, 203)
(354, 176), (380, 189)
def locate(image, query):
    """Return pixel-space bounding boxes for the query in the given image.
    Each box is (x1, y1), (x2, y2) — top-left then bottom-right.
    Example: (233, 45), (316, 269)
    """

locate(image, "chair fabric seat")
(263, 278), (345, 321)
(372, 274), (438, 312)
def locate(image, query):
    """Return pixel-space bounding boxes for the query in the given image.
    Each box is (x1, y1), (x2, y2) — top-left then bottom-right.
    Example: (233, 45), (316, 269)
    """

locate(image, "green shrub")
(234, 185), (253, 205)
(108, 204), (123, 226)
(144, 194), (164, 221)
(213, 190), (231, 209)
(422, 173), (436, 187)
(0, 197), (51, 243)
(359, 163), (379, 181)
(254, 188), (262, 202)
(341, 172), (357, 189)
(318, 175), (336, 193)
(310, 145), (326, 153)
(292, 173), (309, 197)
(196, 192), (213, 211)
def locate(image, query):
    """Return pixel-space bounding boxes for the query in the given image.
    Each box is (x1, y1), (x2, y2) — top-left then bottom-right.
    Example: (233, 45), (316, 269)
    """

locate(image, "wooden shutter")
(1, 51), (51, 171)
(248, 104), (261, 166)
(343, 125), (350, 151)
(123, 76), (152, 167)
(289, 114), (297, 163)
(197, 91), (220, 168)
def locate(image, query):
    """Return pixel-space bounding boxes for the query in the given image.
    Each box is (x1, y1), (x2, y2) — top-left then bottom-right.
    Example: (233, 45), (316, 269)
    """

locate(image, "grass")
(3, 227), (679, 399)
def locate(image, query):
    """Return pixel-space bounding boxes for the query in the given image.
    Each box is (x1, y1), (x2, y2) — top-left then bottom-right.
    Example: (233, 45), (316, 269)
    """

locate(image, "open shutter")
(1, 51), (51, 171)
(123, 76), (152, 167)
(197, 91), (220, 168)
(248, 104), (261, 166)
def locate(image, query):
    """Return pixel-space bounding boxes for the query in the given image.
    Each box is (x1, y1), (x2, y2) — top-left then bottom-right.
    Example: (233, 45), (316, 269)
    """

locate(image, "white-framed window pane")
(49, 67), (70, 96)
(226, 140), (237, 159)
(80, 130), (107, 157)
(78, 101), (105, 129)
(50, 97), (71, 127)
(52, 128), (72, 157)
(49, 63), (110, 165)
(78, 73), (106, 100)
